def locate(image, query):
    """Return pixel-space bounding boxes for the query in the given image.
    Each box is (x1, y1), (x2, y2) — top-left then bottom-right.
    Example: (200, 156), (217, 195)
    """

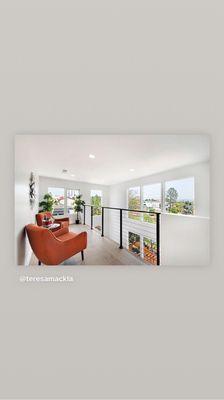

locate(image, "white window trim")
(127, 177), (195, 217)
(127, 183), (162, 222)
(127, 230), (157, 263)
(163, 176), (195, 215)
(90, 189), (103, 218)
(66, 188), (80, 215)
(48, 187), (80, 216)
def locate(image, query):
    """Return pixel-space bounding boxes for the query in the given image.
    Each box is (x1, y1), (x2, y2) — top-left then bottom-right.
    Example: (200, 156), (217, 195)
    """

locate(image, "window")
(67, 189), (80, 214)
(48, 187), (65, 215)
(128, 232), (141, 257)
(128, 186), (141, 220)
(143, 237), (157, 265)
(142, 183), (161, 223)
(48, 187), (80, 215)
(127, 178), (194, 217)
(91, 190), (102, 216)
(165, 177), (194, 215)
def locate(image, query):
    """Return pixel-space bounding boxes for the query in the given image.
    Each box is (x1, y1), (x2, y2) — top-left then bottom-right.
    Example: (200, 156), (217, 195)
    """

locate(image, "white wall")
(108, 162), (210, 265)
(16, 162), (209, 266)
(161, 213), (209, 266)
(2, 1), (223, 398)
(15, 169), (39, 266)
(39, 175), (110, 226)
(107, 209), (156, 249)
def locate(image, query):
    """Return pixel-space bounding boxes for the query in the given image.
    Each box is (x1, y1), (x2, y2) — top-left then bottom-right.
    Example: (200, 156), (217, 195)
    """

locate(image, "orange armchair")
(36, 212), (69, 231)
(26, 224), (87, 265)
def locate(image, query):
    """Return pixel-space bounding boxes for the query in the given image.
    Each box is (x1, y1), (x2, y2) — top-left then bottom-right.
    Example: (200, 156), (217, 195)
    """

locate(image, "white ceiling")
(15, 134), (209, 185)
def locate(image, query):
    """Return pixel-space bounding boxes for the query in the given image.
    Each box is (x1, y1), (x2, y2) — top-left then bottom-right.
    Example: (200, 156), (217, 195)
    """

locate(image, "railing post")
(91, 206), (93, 229)
(101, 207), (104, 237)
(156, 213), (160, 266)
(119, 209), (123, 249)
(83, 204), (86, 225)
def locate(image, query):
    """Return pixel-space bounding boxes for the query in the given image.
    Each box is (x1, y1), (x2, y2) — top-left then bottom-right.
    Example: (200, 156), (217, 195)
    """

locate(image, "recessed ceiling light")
(129, 168), (135, 172)
(89, 154), (95, 159)
(71, 174), (75, 177)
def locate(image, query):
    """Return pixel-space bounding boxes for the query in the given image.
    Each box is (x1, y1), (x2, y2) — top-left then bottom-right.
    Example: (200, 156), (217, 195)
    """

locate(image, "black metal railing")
(83, 204), (160, 266)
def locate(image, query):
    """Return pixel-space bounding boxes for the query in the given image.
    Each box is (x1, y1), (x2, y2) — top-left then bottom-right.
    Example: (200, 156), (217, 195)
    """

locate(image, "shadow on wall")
(17, 227), (32, 265)
(14, 166), (39, 265)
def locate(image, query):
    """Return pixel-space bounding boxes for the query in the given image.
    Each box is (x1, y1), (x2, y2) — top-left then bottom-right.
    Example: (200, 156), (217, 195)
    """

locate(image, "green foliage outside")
(143, 212), (156, 224)
(128, 186), (194, 222)
(39, 193), (57, 212)
(129, 232), (140, 244)
(143, 206), (157, 224)
(91, 194), (102, 216)
(144, 238), (157, 254)
(166, 187), (194, 214)
(166, 187), (178, 211)
(168, 200), (194, 214)
(129, 232), (140, 255)
(128, 189), (141, 221)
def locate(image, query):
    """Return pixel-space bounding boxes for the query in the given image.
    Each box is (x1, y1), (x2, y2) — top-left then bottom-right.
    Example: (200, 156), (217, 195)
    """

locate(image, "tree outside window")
(165, 177), (194, 215)
(91, 190), (102, 216)
(128, 187), (141, 220)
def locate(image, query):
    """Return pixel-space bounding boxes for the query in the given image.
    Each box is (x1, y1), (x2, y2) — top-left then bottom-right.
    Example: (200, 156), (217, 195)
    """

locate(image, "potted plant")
(73, 194), (85, 224)
(39, 193), (56, 213)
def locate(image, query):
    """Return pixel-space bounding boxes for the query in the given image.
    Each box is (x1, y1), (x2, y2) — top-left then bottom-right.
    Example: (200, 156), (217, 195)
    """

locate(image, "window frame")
(128, 230), (141, 257)
(48, 186), (65, 216)
(66, 188), (80, 215)
(127, 231), (157, 265)
(164, 176), (195, 215)
(90, 189), (103, 216)
(127, 183), (162, 224)
(47, 186), (80, 216)
(127, 186), (142, 222)
(127, 176), (195, 217)
(141, 182), (162, 224)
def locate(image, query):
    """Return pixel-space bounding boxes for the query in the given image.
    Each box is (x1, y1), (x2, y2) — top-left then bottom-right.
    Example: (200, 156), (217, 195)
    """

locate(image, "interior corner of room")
(14, 134), (210, 267)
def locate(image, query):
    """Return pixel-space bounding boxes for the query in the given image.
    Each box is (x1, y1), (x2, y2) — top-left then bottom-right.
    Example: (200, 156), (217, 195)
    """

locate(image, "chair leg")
(38, 260), (41, 266)
(81, 251), (84, 261)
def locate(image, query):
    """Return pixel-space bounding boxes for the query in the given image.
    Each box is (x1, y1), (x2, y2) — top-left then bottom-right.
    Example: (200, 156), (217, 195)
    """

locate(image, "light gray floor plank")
(30, 224), (147, 266)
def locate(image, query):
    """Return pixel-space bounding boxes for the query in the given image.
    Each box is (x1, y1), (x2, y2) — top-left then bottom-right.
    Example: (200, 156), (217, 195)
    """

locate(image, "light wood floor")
(30, 224), (146, 266)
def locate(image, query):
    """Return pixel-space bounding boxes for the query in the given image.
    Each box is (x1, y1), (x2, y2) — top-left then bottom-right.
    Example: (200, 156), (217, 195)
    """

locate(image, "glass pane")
(48, 187), (65, 216)
(67, 189), (80, 214)
(143, 183), (161, 223)
(165, 177), (194, 215)
(128, 232), (141, 257)
(143, 237), (157, 265)
(128, 187), (141, 221)
(91, 190), (102, 216)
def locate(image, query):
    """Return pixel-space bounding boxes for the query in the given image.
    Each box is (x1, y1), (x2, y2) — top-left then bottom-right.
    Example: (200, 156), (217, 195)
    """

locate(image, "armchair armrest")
(60, 231), (87, 253)
(55, 217), (69, 223)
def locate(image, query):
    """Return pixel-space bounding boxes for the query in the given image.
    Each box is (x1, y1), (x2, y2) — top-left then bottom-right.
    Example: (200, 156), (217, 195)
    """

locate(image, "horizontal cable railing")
(83, 204), (160, 266)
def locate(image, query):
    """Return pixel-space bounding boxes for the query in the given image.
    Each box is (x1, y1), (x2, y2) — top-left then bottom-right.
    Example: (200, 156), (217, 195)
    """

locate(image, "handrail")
(83, 204), (160, 266)
(84, 204), (161, 214)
